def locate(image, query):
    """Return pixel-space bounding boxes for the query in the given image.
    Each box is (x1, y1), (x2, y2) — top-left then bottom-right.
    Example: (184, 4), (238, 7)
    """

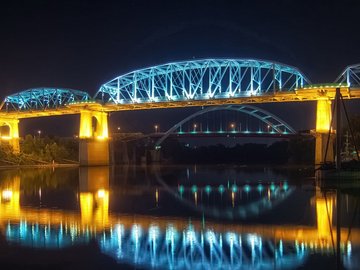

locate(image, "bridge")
(0, 167), (359, 269)
(1, 59), (360, 165)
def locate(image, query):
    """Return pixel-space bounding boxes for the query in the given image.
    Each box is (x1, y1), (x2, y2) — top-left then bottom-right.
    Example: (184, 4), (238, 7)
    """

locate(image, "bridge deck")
(0, 87), (359, 119)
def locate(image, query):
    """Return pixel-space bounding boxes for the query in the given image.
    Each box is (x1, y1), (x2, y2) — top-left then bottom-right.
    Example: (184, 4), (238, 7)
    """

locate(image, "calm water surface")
(0, 165), (359, 269)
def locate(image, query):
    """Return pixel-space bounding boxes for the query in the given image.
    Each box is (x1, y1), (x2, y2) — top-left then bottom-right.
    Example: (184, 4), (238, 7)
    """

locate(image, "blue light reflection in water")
(5, 220), (356, 270)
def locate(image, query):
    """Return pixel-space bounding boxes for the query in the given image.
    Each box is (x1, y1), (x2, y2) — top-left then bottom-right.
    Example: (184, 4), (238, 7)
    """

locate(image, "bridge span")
(0, 59), (360, 165)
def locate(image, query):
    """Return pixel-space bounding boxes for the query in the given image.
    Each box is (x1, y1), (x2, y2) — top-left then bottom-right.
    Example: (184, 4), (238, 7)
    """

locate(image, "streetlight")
(230, 123), (235, 132)
(154, 125), (159, 133)
(193, 123), (197, 132)
(267, 125), (270, 133)
(117, 126), (121, 132)
(37, 130), (41, 138)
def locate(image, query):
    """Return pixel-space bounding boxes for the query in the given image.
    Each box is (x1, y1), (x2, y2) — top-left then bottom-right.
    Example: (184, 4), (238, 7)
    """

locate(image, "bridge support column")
(0, 119), (20, 154)
(314, 98), (334, 167)
(79, 110), (110, 166)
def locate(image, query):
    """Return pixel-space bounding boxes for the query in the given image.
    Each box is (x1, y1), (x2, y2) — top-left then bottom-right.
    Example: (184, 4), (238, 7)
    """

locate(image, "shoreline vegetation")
(0, 134), (316, 168)
(0, 135), (78, 167)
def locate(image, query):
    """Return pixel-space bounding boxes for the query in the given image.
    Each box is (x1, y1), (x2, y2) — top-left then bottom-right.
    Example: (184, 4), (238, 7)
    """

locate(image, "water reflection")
(0, 166), (359, 269)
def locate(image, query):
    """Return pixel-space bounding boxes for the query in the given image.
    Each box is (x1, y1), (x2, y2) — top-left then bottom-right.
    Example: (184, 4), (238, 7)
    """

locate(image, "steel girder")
(0, 87), (91, 112)
(96, 59), (310, 105)
(336, 63), (360, 87)
(155, 104), (296, 147)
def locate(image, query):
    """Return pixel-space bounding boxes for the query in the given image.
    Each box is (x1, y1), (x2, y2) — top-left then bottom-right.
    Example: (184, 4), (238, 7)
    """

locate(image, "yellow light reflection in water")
(316, 196), (333, 239)
(80, 192), (94, 224)
(155, 189), (159, 207)
(95, 189), (109, 226)
(231, 192), (235, 208)
(0, 176), (21, 219)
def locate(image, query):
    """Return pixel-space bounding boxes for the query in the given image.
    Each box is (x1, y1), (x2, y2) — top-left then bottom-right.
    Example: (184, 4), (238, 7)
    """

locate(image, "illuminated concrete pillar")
(79, 167), (109, 226)
(314, 98), (334, 166)
(0, 119), (20, 154)
(79, 110), (109, 166)
(79, 110), (109, 139)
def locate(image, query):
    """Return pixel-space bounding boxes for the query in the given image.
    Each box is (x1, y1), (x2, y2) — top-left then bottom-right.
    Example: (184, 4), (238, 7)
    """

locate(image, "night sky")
(1, 0), (360, 137)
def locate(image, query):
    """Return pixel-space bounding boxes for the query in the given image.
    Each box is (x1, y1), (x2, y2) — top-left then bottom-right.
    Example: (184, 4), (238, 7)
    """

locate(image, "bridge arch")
(336, 63), (360, 87)
(154, 169), (295, 220)
(0, 87), (91, 112)
(96, 59), (310, 105)
(155, 104), (296, 147)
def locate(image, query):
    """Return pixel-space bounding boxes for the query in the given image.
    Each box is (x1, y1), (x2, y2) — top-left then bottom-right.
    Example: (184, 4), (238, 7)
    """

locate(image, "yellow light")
(155, 189), (159, 204)
(231, 192), (235, 208)
(97, 189), (105, 198)
(1, 136), (11, 140)
(2, 189), (13, 200)
(316, 98), (332, 132)
(80, 193), (93, 224)
(316, 197), (333, 239)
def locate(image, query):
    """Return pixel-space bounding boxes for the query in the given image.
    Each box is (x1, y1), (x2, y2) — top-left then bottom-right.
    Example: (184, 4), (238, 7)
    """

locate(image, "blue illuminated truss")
(336, 63), (360, 87)
(0, 87), (91, 112)
(155, 104), (296, 147)
(96, 59), (310, 104)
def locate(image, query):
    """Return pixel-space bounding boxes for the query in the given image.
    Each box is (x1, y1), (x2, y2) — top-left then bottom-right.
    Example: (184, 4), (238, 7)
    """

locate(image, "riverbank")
(0, 163), (79, 170)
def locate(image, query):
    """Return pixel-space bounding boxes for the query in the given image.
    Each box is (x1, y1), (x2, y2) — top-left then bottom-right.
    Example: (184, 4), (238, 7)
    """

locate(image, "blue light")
(165, 225), (178, 244)
(257, 184), (264, 193)
(178, 185), (184, 195)
(218, 184), (225, 194)
(205, 185), (212, 194)
(270, 183), (276, 191)
(226, 232), (237, 245)
(191, 185), (198, 193)
(231, 184), (238, 193)
(186, 228), (196, 245)
(149, 225), (159, 243)
(206, 230), (216, 245)
(244, 184), (251, 193)
(282, 182), (289, 191)
(131, 224), (142, 244)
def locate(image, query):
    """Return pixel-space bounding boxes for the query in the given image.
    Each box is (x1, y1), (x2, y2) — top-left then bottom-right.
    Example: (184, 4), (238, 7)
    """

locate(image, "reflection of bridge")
(0, 59), (360, 165)
(0, 167), (359, 269)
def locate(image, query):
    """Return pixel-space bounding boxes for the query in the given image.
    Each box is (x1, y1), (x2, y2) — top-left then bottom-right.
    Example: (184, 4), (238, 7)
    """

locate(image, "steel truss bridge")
(1, 59), (360, 165)
(154, 104), (296, 147)
(1, 59), (360, 117)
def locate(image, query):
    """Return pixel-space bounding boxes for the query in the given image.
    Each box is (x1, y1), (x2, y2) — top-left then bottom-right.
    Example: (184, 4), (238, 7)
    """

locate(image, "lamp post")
(193, 123), (197, 132)
(154, 125), (159, 133)
(230, 123), (235, 132)
(37, 130), (41, 138)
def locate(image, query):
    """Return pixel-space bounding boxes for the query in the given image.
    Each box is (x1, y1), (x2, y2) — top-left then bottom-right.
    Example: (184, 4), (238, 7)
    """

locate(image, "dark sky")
(1, 0), (360, 136)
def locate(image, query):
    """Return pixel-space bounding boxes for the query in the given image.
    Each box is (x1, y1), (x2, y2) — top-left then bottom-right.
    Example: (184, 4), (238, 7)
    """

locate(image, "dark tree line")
(160, 135), (314, 165)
